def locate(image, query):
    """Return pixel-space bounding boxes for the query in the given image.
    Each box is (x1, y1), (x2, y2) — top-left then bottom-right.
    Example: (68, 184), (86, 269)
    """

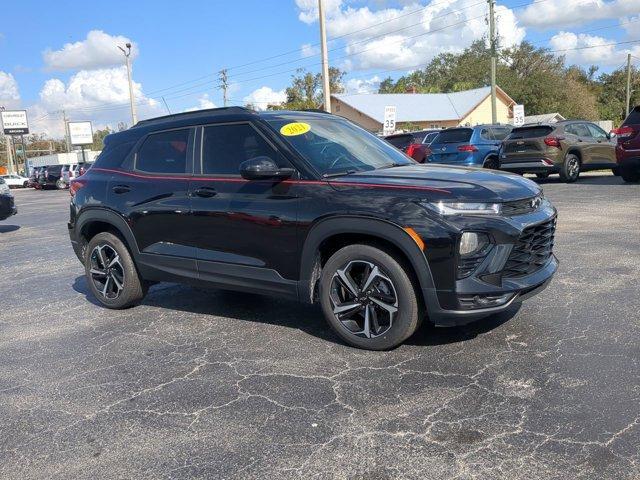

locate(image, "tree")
(268, 67), (345, 110)
(92, 127), (112, 151)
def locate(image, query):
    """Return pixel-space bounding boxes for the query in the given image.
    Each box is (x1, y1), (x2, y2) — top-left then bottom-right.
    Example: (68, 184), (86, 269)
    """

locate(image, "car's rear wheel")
(620, 166), (640, 183)
(22, 181), (28, 188)
(85, 232), (146, 309)
(56, 179), (66, 189)
(319, 244), (421, 350)
(483, 156), (499, 170)
(559, 154), (580, 183)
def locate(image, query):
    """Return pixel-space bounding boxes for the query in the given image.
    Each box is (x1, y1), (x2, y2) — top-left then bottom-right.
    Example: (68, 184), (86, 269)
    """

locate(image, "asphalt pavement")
(0, 172), (639, 479)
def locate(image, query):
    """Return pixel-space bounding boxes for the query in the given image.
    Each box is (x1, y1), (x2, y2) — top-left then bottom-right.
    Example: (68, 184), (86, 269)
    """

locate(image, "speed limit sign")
(383, 106), (396, 135)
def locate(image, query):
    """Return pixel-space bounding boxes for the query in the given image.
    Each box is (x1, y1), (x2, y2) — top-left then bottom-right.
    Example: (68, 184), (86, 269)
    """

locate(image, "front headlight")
(425, 201), (501, 216)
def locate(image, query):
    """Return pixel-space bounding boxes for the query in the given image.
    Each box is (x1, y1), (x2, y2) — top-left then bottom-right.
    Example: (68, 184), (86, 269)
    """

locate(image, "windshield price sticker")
(280, 122), (311, 136)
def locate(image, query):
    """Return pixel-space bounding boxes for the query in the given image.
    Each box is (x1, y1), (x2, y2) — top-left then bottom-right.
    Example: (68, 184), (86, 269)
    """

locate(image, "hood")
(328, 164), (541, 202)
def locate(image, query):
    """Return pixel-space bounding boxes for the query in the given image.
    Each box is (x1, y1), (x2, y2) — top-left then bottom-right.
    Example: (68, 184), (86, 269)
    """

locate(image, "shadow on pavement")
(73, 275), (515, 349)
(0, 224), (20, 233)
(528, 174), (628, 186)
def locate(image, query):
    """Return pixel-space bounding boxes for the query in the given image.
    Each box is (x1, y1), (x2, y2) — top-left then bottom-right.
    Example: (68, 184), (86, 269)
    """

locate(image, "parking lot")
(0, 173), (638, 479)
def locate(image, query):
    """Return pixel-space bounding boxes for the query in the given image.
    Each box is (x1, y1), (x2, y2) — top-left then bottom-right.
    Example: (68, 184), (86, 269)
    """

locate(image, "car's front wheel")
(559, 154), (580, 183)
(620, 165), (640, 183)
(483, 156), (499, 170)
(319, 244), (421, 350)
(84, 232), (147, 309)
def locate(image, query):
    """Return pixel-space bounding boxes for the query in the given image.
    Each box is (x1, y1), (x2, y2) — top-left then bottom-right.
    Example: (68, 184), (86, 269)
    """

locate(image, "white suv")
(1, 174), (29, 188)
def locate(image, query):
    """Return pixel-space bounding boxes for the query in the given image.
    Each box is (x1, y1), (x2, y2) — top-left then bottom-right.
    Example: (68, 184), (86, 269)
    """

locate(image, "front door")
(188, 122), (300, 295)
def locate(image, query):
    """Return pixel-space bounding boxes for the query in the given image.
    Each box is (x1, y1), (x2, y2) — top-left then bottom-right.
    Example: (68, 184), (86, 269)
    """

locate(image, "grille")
(503, 217), (556, 278)
(502, 196), (541, 216)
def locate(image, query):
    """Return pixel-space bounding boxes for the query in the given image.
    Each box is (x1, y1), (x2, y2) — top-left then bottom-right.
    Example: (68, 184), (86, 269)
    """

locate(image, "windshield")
(266, 115), (414, 176)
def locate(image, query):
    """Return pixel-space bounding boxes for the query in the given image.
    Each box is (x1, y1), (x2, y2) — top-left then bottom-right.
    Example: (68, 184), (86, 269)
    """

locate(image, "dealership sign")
(1, 110), (29, 135)
(68, 121), (94, 145)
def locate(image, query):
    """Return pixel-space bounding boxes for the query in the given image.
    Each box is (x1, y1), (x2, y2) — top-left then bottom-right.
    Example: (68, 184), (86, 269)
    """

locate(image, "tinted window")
(507, 126), (553, 139)
(480, 128), (493, 141)
(586, 123), (608, 139)
(622, 107), (640, 125)
(491, 127), (511, 140)
(433, 128), (473, 144)
(202, 123), (280, 175)
(136, 129), (190, 174)
(567, 123), (590, 137)
(47, 165), (62, 173)
(385, 134), (413, 149)
(96, 141), (137, 169)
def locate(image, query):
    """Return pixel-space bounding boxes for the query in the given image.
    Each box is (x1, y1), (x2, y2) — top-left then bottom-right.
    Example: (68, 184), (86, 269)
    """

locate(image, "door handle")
(112, 184), (131, 194)
(193, 187), (217, 198)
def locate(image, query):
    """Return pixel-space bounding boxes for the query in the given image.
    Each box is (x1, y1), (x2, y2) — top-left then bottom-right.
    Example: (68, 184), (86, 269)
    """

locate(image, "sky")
(1, 0), (639, 137)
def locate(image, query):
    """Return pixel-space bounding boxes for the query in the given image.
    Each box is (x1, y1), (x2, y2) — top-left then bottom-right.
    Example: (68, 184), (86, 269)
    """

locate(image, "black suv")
(68, 108), (558, 350)
(38, 164), (67, 189)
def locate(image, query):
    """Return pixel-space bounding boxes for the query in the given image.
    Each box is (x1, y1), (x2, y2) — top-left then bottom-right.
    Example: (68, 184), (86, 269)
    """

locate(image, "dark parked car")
(68, 108), (557, 350)
(28, 167), (43, 188)
(426, 125), (512, 169)
(612, 106), (640, 183)
(500, 121), (616, 182)
(38, 164), (67, 189)
(385, 130), (439, 162)
(0, 178), (17, 221)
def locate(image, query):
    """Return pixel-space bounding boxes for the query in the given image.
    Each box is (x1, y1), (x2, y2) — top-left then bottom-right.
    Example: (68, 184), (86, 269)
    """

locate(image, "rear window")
(433, 128), (473, 144)
(622, 107), (640, 126)
(385, 134), (413, 148)
(507, 126), (553, 140)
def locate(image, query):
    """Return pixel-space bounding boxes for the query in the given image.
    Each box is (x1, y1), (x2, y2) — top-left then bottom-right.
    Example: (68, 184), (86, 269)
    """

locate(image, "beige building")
(331, 86), (516, 132)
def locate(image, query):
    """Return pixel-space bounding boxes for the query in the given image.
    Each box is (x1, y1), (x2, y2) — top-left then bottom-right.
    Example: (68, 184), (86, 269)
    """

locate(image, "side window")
(201, 123), (283, 175)
(491, 128), (511, 141)
(96, 141), (137, 169)
(586, 124), (608, 139)
(480, 128), (493, 141)
(573, 124), (590, 137)
(136, 129), (190, 174)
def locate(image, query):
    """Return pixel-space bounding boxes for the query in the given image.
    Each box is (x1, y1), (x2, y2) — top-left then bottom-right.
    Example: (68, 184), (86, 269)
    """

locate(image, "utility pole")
(626, 53), (632, 118)
(62, 110), (71, 153)
(488, 0), (497, 124)
(4, 135), (14, 174)
(318, 0), (331, 113)
(118, 43), (138, 125)
(219, 69), (229, 107)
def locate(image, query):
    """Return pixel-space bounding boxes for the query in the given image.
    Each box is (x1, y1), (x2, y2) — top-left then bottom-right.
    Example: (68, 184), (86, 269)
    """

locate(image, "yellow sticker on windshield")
(280, 122), (310, 136)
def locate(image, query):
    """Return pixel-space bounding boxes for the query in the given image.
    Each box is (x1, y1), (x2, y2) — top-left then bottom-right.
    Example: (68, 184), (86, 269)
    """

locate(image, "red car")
(384, 130), (439, 163)
(612, 106), (640, 183)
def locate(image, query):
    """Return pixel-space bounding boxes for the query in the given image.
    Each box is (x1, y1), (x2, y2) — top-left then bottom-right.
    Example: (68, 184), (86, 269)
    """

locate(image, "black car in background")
(69, 107), (558, 350)
(0, 178), (17, 220)
(38, 164), (67, 189)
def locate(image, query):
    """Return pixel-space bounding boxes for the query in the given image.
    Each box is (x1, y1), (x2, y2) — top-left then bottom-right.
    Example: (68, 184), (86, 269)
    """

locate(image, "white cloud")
(184, 93), (217, 112)
(345, 75), (381, 94)
(549, 31), (640, 66)
(0, 71), (20, 101)
(295, 0), (525, 72)
(243, 86), (287, 110)
(519, 0), (640, 29)
(43, 30), (138, 71)
(30, 66), (161, 136)
(301, 43), (320, 58)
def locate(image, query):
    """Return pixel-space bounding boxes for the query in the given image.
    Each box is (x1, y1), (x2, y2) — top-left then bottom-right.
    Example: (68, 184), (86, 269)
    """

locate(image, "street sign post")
(383, 106), (396, 136)
(1, 110), (29, 135)
(513, 104), (525, 127)
(68, 121), (94, 164)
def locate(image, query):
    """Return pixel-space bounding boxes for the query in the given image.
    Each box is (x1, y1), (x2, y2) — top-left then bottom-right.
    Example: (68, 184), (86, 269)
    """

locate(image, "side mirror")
(239, 156), (294, 180)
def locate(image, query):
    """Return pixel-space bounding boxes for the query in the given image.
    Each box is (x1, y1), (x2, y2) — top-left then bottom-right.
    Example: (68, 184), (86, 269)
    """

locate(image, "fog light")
(459, 232), (489, 257)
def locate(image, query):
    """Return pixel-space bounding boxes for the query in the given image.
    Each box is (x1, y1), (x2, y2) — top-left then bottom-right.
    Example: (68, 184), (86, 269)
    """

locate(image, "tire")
(620, 166), (640, 183)
(559, 153), (580, 183)
(535, 172), (550, 179)
(483, 156), (499, 170)
(23, 181), (28, 188)
(84, 232), (147, 309)
(319, 244), (421, 350)
(612, 166), (620, 176)
(56, 179), (66, 190)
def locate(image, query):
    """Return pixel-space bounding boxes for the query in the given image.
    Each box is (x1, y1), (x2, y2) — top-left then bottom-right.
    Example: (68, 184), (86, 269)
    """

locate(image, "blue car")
(426, 125), (512, 169)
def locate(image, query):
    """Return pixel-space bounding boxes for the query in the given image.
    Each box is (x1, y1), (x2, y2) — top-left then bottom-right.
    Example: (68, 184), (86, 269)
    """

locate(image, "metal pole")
(488, 0), (497, 124)
(318, 0), (331, 113)
(20, 134), (26, 175)
(62, 110), (71, 153)
(5, 135), (14, 174)
(125, 54), (138, 125)
(626, 53), (632, 118)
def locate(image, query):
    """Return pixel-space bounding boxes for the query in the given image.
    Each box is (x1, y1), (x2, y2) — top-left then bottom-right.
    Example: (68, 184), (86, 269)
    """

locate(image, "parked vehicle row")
(384, 113), (639, 184)
(26, 162), (94, 190)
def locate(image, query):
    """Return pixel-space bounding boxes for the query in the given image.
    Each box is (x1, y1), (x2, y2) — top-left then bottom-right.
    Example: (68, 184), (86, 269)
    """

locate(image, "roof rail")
(299, 108), (332, 114)
(133, 106), (254, 128)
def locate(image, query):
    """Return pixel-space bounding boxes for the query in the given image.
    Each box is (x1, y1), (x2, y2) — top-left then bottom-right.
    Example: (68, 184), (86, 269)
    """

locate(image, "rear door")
(189, 121), (300, 292)
(568, 123), (595, 164)
(428, 128), (474, 164)
(586, 123), (616, 165)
